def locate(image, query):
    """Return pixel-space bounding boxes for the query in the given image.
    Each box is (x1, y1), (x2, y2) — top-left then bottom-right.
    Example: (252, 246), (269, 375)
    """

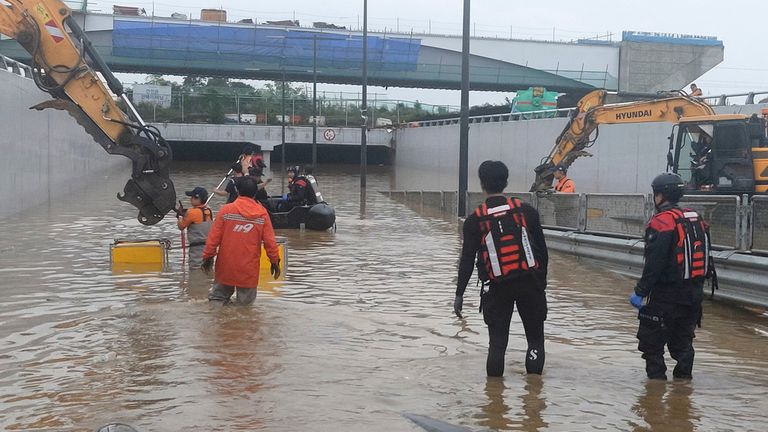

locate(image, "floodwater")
(1, 162), (767, 432)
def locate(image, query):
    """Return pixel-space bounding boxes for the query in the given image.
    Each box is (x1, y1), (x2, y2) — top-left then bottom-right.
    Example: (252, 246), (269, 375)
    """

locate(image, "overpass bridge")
(0, 12), (723, 94)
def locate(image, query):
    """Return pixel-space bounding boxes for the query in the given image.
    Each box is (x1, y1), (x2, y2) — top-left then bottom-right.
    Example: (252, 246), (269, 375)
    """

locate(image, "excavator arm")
(0, 0), (175, 224)
(530, 89), (716, 192)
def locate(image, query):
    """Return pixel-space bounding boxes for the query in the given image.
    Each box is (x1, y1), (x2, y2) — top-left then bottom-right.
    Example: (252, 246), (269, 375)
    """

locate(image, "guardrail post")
(578, 193), (587, 232)
(644, 193), (655, 223)
(739, 194), (752, 251)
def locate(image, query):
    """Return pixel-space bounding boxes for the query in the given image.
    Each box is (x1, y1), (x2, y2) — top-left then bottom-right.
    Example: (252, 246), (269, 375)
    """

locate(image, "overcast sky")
(106, 0), (767, 106)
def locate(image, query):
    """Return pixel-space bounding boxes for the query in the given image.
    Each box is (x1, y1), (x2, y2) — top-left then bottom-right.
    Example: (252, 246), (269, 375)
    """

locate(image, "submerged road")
(0, 163), (766, 431)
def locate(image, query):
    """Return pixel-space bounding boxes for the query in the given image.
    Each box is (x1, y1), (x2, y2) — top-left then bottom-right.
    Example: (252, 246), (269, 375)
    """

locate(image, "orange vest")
(555, 177), (575, 193)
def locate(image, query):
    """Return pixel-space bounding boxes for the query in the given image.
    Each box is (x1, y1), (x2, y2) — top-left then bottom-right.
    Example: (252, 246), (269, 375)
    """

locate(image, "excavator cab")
(672, 115), (768, 194)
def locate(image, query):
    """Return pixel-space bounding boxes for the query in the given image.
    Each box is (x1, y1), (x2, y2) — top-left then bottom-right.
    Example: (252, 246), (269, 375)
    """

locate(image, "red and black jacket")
(634, 202), (713, 304)
(288, 177), (310, 204)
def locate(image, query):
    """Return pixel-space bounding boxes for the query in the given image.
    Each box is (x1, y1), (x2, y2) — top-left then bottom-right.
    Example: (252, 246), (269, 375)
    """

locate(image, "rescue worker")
(176, 186), (214, 269)
(629, 173), (714, 380)
(202, 176), (281, 306)
(279, 166), (310, 211)
(689, 83), (703, 97)
(249, 166), (272, 207)
(454, 160), (549, 377)
(553, 165), (575, 193)
(213, 162), (245, 204)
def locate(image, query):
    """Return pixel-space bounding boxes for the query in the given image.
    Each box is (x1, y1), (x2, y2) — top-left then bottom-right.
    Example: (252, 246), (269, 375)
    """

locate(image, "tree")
(145, 74), (174, 86)
(182, 76), (206, 89)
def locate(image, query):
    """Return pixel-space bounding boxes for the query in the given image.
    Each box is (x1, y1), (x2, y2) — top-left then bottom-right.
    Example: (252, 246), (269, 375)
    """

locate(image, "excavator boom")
(0, 0), (175, 224)
(530, 89), (715, 192)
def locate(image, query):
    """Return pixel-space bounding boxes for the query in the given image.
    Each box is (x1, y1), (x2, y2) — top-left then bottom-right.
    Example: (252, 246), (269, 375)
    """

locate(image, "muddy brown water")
(0, 163), (766, 431)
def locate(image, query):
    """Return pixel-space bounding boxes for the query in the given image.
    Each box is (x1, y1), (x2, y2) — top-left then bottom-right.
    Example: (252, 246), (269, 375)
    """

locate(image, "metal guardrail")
(679, 195), (743, 249)
(382, 190), (764, 253)
(382, 191), (768, 307)
(409, 91), (768, 128)
(0, 54), (32, 78)
(701, 91), (768, 106)
(545, 230), (768, 308)
(381, 190), (768, 307)
(751, 196), (768, 253)
(584, 193), (650, 237)
(411, 107), (576, 127)
(537, 193), (581, 230)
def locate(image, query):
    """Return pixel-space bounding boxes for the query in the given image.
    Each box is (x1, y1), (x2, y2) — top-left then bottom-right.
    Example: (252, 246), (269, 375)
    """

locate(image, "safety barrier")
(752, 196), (768, 253)
(536, 193), (581, 230)
(0, 54), (32, 78)
(679, 195), (743, 249)
(381, 190), (768, 307)
(382, 190), (762, 252)
(584, 193), (650, 237)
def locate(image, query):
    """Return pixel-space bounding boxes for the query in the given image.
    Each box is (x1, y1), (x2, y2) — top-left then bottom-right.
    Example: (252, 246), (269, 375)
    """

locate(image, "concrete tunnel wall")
(0, 69), (129, 218)
(394, 103), (768, 194)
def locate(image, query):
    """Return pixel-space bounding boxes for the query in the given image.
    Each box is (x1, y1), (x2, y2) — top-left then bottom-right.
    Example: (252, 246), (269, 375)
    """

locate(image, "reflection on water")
(0, 162), (766, 431)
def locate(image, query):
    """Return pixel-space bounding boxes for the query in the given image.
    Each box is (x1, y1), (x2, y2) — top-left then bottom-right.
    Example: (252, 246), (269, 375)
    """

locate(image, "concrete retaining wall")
(0, 69), (128, 217)
(394, 103), (768, 194)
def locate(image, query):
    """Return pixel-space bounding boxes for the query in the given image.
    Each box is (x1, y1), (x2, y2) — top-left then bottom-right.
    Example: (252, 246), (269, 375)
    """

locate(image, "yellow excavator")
(531, 89), (768, 194)
(0, 0), (175, 224)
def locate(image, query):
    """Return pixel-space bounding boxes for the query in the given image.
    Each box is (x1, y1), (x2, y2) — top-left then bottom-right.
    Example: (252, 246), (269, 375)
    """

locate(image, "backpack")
(476, 198), (537, 282)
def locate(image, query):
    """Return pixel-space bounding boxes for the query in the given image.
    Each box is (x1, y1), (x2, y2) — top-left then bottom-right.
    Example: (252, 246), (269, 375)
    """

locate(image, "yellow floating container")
(111, 239), (170, 273)
(260, 238), (287, 281)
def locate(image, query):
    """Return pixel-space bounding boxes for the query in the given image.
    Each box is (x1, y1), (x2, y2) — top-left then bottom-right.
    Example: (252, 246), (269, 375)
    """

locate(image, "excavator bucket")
(31, 99), (176, 225)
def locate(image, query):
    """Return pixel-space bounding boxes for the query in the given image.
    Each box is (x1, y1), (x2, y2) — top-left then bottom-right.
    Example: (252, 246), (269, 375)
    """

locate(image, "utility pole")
(360, 0), (368, 194)
(281, 70), (286, 195)
(312, 34), (318, 167)
(458, 0), (470, 217)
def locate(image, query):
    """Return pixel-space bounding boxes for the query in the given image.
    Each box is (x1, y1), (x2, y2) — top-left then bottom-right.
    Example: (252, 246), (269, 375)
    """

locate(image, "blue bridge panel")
(113, 19), (421, 71)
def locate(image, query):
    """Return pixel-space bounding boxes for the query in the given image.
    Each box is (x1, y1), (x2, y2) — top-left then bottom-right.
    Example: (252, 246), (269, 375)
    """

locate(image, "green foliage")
(132, 76), (459, 125)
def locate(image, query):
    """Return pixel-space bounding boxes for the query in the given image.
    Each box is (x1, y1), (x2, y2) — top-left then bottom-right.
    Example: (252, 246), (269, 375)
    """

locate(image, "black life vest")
(655, 208), (711, 281)
(476, 198), (537, 282)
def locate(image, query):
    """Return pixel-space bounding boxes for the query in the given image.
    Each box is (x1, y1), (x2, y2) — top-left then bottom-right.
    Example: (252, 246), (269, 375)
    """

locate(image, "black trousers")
(481, 275), (547, 377)
(637, 302), (701, 380)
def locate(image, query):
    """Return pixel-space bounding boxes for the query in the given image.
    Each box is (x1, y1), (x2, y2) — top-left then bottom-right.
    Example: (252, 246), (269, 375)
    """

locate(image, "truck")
(531, 89), (768, 195)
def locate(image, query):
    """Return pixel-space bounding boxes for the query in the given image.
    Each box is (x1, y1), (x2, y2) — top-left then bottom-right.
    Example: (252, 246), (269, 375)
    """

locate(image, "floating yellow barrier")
(110, 237), (286, 279)
(260, 238), (287, 283)
(110, 239), (170, 273)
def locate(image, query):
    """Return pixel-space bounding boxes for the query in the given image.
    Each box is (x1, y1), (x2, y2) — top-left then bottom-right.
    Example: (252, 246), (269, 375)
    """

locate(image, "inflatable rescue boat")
(266, 175), (336, 230)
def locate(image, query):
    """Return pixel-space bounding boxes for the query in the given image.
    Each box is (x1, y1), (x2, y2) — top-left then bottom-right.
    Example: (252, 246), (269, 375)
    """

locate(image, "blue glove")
(281, 194), (288, 201)
(629, 293), (645, 309)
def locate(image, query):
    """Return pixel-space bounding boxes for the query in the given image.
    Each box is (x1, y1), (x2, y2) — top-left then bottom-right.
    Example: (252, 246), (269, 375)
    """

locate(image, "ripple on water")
(0, 163), (766, 431)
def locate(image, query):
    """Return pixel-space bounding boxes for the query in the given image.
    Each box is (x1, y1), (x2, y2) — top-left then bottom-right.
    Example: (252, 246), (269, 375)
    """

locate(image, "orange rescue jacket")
(203, 196), (280, 288)
(555, 177), (575, 193)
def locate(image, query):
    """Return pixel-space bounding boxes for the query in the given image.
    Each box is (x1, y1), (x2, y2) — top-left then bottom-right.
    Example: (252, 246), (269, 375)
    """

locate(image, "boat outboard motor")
(306, 202), (336, 230)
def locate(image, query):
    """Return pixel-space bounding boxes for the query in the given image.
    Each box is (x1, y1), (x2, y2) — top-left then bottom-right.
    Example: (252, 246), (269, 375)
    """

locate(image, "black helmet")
(651, 172), (685, 202)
